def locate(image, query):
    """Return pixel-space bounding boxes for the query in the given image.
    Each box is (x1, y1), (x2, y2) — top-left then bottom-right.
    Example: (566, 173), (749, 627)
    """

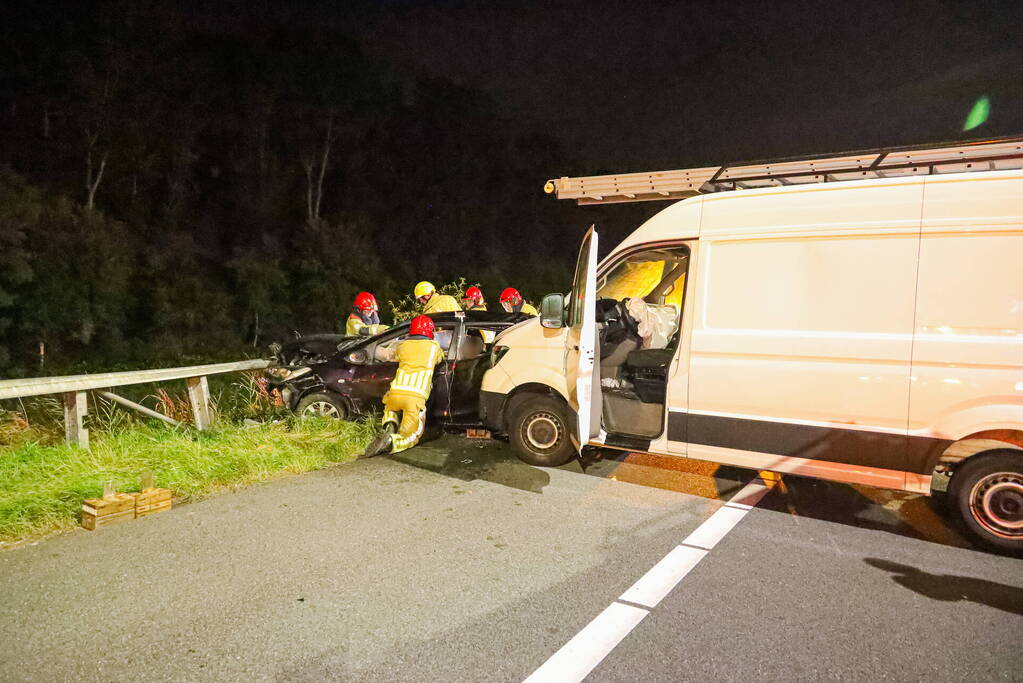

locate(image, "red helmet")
(499, 287), (523, 306)
(464, 286), (484, 305)
(409, 315), (435, 339)
(354, 291), (377, 312)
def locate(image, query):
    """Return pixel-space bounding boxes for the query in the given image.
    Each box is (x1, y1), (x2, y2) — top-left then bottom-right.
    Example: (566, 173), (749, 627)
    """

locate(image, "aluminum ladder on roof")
(544, 136), (1023, 205)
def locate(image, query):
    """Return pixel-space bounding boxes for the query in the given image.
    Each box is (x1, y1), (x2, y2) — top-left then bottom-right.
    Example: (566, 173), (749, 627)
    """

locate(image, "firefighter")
(362, 315), (444, 457)
(462, 285), (487, 311)
(463, 285), (496, 344)
(345, 291), (388, 337)
(415, 281), (461, 314)
(499, 287), (538, 316)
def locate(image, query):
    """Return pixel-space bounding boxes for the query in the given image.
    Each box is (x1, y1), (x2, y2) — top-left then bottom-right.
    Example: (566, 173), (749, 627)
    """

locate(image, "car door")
(446, 321), (506, 424)
(565, 226), (601, 449)
(347, 341), (398, 408)
(350, 323), (455, 419)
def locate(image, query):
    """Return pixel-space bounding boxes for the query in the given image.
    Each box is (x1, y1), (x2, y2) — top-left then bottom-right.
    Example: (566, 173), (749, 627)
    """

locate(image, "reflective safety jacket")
(346, 313), (388, 337)
(386, 337), (444, 400)
(466, 302), (488, 311)
(520, 302), (539, 316)
(423, 294), (461, 314)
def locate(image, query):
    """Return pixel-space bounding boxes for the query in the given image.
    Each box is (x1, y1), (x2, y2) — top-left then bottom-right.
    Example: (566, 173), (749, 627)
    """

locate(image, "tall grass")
(0, 374), (375, 544)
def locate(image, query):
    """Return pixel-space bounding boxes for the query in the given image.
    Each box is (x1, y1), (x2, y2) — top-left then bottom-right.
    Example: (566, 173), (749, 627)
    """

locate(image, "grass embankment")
(0, 381), (376, 543)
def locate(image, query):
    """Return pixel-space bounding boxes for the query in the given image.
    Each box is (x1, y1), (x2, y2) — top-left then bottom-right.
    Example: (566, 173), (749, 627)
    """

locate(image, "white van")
(479, 140), (1023, 551)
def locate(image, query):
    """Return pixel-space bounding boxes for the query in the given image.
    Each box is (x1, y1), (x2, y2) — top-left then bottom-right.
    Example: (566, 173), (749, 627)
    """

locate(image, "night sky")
(283, 0), (1022, 170)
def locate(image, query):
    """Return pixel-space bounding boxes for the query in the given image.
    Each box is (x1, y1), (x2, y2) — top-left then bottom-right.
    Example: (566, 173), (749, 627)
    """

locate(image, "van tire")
(950, 450), (1023, 555)
(508, 394), (576, 467)
(295, 392), (348, 420)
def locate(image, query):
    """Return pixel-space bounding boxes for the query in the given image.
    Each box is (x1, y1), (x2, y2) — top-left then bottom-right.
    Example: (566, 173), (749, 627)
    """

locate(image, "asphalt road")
(1, 435), (1021, 681)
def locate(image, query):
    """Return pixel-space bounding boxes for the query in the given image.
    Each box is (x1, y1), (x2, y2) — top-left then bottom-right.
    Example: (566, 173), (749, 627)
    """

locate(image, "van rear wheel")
(950, 450), (1023, 554)
(508, 395), (576, 468)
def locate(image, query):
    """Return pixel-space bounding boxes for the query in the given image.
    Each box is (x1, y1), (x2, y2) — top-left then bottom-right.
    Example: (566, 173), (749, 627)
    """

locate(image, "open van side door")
(565, 226), (602, 450)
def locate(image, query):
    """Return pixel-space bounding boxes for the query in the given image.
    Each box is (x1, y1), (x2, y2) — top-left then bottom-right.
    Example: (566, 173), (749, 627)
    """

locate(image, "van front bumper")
(479, 390), (507, 433)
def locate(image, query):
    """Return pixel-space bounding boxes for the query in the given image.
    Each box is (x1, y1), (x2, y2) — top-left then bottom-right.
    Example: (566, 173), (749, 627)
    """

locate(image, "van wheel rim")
(302, 401), (340, 419)
(970, 473), (1023, 538)
(524, 412), (562, 451)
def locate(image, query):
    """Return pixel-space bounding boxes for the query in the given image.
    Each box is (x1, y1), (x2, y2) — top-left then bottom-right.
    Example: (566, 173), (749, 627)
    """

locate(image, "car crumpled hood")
(334, 336), (365, 352)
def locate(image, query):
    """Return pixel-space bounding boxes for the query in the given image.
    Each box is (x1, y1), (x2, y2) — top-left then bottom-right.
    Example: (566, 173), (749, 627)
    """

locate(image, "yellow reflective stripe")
(392, 381), (428, 390)
(391, 408), (427, 452)
(390, 389), (428, 398)
(393, 370), (432, 390)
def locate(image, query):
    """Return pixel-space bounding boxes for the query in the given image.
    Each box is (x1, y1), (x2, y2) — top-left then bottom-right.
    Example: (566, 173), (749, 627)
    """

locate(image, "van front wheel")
(508, 395), (576, 468)
(951, 450), (1023, 555)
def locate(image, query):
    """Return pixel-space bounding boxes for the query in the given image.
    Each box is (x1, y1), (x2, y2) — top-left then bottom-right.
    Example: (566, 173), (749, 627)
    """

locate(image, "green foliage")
(387, 278), (470, 322)
(0, 171), (38, 372)
(0, 379), (375, 543)
(0, 418), (373, 543)
(0, 4), (596, 375)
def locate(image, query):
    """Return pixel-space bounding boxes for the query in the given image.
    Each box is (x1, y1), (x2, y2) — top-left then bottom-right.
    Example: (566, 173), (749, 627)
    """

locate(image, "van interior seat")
(456, 334), (485, 360)
(625, 347), (674, 369)
(640, 303), (679, 349)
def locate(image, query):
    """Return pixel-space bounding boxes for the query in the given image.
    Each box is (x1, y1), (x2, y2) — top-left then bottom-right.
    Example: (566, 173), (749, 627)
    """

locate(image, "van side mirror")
(540, 293), (566, 329)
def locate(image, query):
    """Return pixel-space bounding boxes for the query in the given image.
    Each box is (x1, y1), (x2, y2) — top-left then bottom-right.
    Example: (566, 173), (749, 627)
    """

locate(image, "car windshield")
(373, 325), (456, 359)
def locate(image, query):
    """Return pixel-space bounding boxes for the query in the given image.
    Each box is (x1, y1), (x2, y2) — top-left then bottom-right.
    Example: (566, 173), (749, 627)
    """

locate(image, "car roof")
(338, 310), (529, 352)
(426, 310), (530, 324)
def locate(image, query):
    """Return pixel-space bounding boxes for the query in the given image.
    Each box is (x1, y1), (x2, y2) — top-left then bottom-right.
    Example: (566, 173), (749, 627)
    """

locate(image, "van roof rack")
(544, 136), (1023, 205)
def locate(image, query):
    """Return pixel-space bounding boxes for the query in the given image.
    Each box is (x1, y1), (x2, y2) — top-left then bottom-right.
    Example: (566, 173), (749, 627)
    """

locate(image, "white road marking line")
(523, 476), (775, 683)
(522, 602), (649, 683)
(618, 545), (707, 608)
(726, 478), (772, 508)
(682, 505), (750, 550)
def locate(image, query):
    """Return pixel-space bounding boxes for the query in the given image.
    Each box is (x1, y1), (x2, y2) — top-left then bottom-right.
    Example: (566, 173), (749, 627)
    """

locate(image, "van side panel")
(909, 173), (1023, 453)
(688, 179), (925, 472)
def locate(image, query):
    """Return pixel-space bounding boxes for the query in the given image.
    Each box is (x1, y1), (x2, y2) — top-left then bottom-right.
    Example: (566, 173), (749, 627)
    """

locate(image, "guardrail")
(0, 359), (270, 448)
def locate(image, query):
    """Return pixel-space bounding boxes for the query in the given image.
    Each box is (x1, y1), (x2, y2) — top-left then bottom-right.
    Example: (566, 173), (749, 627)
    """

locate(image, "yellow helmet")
(414, 281), (435, 299)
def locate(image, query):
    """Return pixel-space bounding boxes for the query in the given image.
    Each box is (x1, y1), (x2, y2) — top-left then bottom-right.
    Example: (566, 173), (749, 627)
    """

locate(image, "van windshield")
(598, 248), (688, 309)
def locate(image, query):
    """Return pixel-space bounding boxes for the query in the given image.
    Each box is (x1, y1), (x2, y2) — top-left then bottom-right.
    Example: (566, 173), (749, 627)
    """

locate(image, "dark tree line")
(0, 1), (622, 376)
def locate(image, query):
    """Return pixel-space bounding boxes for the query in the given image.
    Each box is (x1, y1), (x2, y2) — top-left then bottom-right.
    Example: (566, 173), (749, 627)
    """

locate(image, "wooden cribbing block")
(81, 493), (137, 530)
(466, 428), (491, 439)
(135, 488), (172, 517)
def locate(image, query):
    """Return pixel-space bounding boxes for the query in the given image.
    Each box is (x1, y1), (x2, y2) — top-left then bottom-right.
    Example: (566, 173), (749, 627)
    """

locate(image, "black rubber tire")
(295, 392), (348, 420)
(949, 450), (1023, 555)
(508, 394), (576, 467)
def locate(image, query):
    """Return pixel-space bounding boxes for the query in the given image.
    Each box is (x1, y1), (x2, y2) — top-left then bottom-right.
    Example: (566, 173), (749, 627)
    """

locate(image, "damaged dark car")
(266, 311), (530, 428)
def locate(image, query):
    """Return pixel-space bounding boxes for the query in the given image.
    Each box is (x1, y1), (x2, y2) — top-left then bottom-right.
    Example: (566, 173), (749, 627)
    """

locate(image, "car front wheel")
(295, 392), (348, 420)
(951, 450), (1023, 554)
(508, 394), (576, 467)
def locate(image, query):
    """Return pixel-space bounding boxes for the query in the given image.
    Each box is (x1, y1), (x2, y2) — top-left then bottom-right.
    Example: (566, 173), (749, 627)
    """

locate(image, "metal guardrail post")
(63, 391), (88, 448)
(186, 376), (213, 430)
(96, 390), (183, 428)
